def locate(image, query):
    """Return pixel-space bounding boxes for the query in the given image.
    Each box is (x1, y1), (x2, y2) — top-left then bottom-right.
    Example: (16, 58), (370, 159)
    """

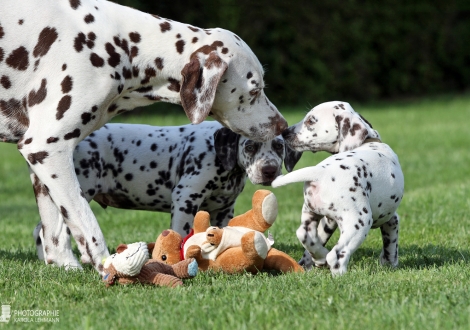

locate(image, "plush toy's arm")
(193, 211), (211, 234)
(263, 248), (304, 273)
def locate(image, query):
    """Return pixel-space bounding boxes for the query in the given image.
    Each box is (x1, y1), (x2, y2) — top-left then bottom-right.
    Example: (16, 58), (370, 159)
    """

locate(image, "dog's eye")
(307, 117), (317, 125)
(245, 144), (255, 152)
(161, 255), (167, 261)
(273, 142), (284, 150)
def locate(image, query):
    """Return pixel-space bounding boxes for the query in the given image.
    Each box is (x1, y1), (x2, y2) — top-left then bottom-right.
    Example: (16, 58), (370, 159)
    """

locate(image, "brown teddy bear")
(102, 242), (198, 288)
(150, 190), (304, 274)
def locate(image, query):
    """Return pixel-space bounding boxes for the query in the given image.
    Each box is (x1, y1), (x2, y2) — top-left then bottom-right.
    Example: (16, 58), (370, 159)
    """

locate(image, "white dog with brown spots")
(0, 0), (287, 272)
(272, 101), (404, 275)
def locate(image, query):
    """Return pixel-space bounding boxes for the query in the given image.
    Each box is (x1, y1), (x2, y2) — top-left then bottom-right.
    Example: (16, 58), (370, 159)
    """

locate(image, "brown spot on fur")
(141, 67), (156, 84)
(90, 53), (104, 67)
(47, 137), (59, 143)
(64, 129), (81, 140)
(1, 75), (11, 89)
(190, 41), (224, 60)
(6, 46), (29, 70)
(176, 40), (185, 54)
(155, 57), (164, 70)
(129, 32), (141, 43)
(69, 0), (81, 9)
(33, 27), (58, 58)
(28, 79), (47, 107)
(105, 43), (120, 67)
(84, 14), (94, 24)
(61, 76), (73, 94)
(168, 78), (181, 92)
(56, 95), (72, 120)
(74, 32), (86, 52)
(160, 22), (171, 32)
(28, 151), (49, 165)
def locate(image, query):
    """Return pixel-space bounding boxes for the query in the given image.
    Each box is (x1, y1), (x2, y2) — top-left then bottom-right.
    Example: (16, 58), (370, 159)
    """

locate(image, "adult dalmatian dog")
(0, 0), (287, 273)
(272, 101), (404, 275)
(33, 121), (301, 264)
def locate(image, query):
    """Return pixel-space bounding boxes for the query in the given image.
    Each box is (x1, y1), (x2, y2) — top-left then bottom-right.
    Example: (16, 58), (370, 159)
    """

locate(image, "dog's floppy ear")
(334, 104), (378, 153)
(284, 145), (302, 172)
(214, 127), (240, 171)
(180, 50), (228, 124)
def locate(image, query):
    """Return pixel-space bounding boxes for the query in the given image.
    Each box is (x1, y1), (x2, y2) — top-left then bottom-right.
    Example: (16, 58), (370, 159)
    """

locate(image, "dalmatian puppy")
(0, 0), (287, 272)
(272, 101), (404, 276)
(33, 121), (301, 265)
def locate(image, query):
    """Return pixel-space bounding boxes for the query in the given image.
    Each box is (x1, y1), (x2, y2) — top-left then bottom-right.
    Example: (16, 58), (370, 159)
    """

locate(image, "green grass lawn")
(0, 95), (469, 329)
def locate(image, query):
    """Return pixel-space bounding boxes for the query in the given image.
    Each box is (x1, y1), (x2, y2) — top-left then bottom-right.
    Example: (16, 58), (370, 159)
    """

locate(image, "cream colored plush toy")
(102, 242), (198, 288)
(151, 190), (304, 274)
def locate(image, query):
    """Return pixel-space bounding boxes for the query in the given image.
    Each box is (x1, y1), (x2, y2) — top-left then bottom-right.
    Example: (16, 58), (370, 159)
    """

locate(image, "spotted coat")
(33, 121), (301, 261)
(0, 0), (288, 273)
(272, 101), (404, 276)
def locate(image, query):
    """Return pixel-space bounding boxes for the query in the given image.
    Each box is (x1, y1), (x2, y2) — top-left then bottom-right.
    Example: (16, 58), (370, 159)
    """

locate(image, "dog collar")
(180, 229), (194, 260)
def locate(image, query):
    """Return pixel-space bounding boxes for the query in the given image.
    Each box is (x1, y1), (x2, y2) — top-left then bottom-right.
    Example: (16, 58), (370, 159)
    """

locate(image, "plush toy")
(102, 242), (198, 288)
(151, 190), (304, 274)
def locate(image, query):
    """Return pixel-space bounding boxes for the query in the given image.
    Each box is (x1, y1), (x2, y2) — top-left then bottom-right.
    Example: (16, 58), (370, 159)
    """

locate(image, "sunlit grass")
(0, 95), (469, 329)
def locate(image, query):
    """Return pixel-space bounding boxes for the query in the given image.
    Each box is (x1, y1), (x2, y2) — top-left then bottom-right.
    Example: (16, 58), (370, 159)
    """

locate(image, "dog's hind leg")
(326, 211), (373, 276)
(379, 213), (400, 267)
(317, 216), (338, 246)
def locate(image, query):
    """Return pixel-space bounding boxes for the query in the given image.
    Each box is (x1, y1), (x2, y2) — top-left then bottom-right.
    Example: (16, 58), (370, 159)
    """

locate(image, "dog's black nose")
(262, 165), (278, 181)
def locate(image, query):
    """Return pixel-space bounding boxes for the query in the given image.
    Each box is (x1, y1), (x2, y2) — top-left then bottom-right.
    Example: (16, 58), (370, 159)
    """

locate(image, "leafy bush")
(114, 0), (470, 105)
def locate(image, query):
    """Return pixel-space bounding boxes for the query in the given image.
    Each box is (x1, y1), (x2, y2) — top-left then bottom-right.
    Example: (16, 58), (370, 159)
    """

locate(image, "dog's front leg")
(209, 203), (235, 228)
(30, 169), (81, 269)
(20, 142), (109, 274)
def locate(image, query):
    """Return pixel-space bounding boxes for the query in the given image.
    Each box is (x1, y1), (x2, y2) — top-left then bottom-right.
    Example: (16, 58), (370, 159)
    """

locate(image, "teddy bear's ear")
(147, 243), (155, 254)
(116, 244), (128, 254)
(193, 211), (211, 234)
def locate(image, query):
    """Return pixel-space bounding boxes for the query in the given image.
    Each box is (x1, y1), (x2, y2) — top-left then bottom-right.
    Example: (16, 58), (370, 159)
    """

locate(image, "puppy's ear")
(180, 51), (228, 124)
(334, 104), (378, 152)
(214, 127), (240, 171)
(284, 145), (302, 172)
(116, 244), (128, 254)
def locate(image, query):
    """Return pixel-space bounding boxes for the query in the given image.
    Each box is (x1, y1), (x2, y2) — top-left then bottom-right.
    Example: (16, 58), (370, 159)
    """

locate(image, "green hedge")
(114, 0), (470, 106)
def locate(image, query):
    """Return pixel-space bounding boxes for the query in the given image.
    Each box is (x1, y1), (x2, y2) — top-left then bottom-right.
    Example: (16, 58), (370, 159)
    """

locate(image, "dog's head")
(214, 127), (301, 185)
(180, 29), (287, 142)
(282, 101), (380, 154)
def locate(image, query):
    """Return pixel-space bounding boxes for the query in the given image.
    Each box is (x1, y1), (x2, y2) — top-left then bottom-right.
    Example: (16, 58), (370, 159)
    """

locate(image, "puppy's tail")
(272, 166), (321, 188)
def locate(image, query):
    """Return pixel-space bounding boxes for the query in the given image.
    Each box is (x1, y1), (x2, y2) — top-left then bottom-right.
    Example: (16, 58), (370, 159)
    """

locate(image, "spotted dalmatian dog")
(0, 0), (287, 272)
(33, 121), (301, 264)
(272, 101), (404, 275)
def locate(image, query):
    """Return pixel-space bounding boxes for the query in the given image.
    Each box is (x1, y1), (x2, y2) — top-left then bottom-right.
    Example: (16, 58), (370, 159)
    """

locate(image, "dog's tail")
(272, 166), (321, 188)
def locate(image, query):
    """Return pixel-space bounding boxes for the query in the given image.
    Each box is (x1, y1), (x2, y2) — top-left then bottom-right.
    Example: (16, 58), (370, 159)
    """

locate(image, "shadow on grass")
(0, 249), (38, 262)
(350, 244), (470, 270)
